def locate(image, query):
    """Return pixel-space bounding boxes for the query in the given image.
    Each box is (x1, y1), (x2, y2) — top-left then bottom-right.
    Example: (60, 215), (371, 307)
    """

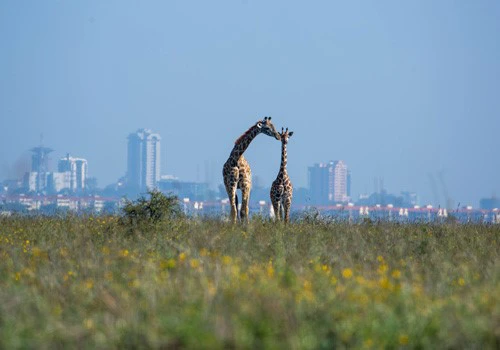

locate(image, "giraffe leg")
(272, 199), (281, 221)
(239, 160), (252, 224)
(283, 196), (292, 224)
(224, 169), (239, 224)
(241, 186), (250, 223)
(229, 185), (238, 224)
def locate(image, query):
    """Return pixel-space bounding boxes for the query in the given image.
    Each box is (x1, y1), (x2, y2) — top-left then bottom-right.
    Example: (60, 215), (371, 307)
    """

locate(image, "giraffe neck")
(229, 125), (260, 160)
(278, 142), (288, 178)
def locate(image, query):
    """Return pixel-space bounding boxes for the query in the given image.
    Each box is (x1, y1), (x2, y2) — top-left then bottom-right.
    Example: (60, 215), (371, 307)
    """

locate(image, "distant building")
(308, 160), (350, 205)
(127, 129), (161, 191)
(1, 179), (23, 194)
(47, 172), (71, 193)
(308, 163), (329, 205)
(158, 177), (209, 201)
(330, 160), (349, 203)
(401, 191), (418, 207)
(31, 146), (53, 173)
(23, 145), (88, 194)
(25, 172), (39, 192)
(480, 196), (500, 210)
(26, 146), (53, 192)
(356, 190), (418, 208)
(26, 171), (71, 194)
(58, 154), (88, 192)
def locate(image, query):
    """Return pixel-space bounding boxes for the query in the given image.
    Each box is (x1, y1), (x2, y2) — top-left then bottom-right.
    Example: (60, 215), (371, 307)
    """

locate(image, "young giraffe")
(223, 117), (280, 223)
(270, 128), (294, 223)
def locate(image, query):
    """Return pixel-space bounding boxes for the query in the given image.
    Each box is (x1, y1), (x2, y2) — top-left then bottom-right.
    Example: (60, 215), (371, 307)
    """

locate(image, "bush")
(122, 190), (182, 227)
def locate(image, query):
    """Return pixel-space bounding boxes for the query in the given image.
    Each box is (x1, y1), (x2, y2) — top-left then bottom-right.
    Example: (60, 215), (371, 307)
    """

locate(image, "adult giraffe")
(223, 117), (280, 223)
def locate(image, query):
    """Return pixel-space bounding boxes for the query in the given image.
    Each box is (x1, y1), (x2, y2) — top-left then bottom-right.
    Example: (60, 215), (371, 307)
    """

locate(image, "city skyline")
(1, 1), (499, 207)
(1, 131), (492, 210)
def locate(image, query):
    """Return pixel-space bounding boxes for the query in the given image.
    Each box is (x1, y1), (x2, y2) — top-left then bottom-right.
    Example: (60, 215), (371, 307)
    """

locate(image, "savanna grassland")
(1, 216), (499, 349)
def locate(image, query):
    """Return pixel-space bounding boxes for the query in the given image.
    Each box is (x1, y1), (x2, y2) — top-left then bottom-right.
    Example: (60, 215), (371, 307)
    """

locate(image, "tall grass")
(0, 216), (499, 348)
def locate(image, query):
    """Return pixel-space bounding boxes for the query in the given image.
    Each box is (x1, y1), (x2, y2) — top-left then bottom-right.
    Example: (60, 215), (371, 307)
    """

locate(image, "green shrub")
(122, 190), (182, 228)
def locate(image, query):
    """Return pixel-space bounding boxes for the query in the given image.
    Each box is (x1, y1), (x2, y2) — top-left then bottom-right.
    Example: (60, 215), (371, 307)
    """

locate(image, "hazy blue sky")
(1, 0), (499, 206)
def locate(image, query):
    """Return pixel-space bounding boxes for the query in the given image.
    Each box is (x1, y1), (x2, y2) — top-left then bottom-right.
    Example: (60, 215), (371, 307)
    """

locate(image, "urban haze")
(1, 1), (499, 213)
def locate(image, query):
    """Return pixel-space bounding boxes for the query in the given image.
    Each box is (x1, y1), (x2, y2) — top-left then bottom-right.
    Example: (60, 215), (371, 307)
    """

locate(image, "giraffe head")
(279, 127), (294, 145)
(256, 116), (281, 140)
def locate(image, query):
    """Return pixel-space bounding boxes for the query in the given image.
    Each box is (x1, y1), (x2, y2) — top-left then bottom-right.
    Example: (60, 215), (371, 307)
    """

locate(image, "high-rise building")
(127, 129), (161, 191)
(308, 160), (350, 205)
(27, 146), (53, 192)
(308, 163), (330, 205)
(58, 154), (88, 192)
(330, 160), (349, 203)
(31, 146), (53, 173)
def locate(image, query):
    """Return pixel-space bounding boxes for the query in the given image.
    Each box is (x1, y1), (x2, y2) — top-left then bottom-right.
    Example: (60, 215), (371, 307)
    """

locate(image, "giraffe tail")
(235, 194), (239, 219)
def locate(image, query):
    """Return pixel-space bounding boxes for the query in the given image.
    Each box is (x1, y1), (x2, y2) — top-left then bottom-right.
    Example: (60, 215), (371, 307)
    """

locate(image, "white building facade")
(329, 160), (349, 203)
(58, 154), (88, 192)
(127, 129), (161, 191)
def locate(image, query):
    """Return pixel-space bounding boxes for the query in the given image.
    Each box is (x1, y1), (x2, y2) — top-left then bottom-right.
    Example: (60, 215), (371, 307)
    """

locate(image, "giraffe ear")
(257, 122), (262, 129)
(289, 131), (294, 137)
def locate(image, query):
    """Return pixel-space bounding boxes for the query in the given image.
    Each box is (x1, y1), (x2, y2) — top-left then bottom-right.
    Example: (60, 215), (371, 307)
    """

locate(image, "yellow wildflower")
(85, 279), (94, 289)
(377, 263), (389, 275)
(342, 268), (353, 279)
(167, 258), (176, 268)
(179, 252), (187, 262)
(199, 248), (208, 257)
(399, 335), (409, 345)
(391, 269), (401, 279)
(379, 277), (391, 289)
(267, 264), (275, 278)
(303, 280), (312, 291)
(32, 247), (41, 257)
(458, 278), (465, 286)
(190, 258), (200, 269)
(363, 339), (373, 348)
(129, 279), (140, 288)
(84, 319), (94, 330)
(231, 265), (240, 276)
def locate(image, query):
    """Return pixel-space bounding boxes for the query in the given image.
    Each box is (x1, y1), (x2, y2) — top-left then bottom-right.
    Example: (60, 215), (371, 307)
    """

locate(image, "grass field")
(1, 216), (499, 349)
